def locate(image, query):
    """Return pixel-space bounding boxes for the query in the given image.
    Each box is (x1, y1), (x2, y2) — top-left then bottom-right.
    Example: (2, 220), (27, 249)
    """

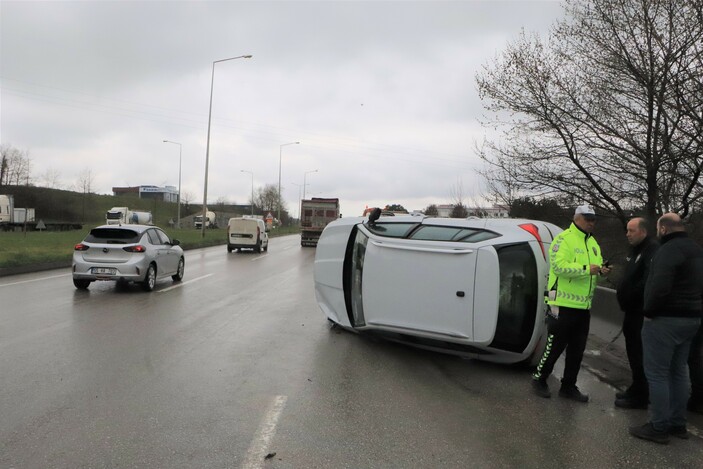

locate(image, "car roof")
(341, 215), (563, 242)
(91, 224), (157, 233)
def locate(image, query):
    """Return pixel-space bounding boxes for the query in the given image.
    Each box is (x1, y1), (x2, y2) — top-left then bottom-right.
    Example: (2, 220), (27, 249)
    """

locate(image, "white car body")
(227, 217), (269, 253)
(314, 215), (562, 364)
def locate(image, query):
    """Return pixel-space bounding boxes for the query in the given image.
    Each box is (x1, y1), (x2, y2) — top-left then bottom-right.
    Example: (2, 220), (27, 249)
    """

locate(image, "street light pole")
(303, 169), (318, 200)
(278, 141), (299, 224)
(163, 140), (182, 228)
(241, 170), (254, 216)
(202, 54), (252, 238)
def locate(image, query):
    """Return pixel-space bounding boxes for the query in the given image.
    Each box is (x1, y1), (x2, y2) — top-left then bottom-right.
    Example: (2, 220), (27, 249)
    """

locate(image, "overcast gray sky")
(1, 0), (563, 218)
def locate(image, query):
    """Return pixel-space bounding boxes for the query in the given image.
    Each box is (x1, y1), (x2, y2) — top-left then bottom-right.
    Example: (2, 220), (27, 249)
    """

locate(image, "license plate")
(93, 267), (116, 275)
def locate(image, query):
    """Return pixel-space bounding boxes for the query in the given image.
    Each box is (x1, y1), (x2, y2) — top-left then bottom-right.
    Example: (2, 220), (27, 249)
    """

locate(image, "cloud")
(1, 0), (563, 218)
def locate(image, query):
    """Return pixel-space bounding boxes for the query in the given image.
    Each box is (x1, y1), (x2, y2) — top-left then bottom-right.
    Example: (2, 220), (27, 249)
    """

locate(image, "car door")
(359, 224), (479, 341)
(154, 229), (178, 275)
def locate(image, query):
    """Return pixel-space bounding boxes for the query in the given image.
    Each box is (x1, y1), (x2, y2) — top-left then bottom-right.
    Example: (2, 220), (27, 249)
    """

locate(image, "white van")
(227, 217), (269, 253)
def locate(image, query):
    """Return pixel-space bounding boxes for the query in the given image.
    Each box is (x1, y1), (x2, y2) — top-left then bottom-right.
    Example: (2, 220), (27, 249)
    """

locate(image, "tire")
(264, 243), (268, 252)
(256, 241), (262, 253)
(142, 264), (157, 291)
(73, 279), (90, 290)
(172, 257), (185, 281)
(227, 246), (233, 253)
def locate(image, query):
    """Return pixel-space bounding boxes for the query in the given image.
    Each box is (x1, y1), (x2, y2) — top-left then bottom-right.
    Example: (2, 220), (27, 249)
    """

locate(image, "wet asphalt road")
(2, 234), (703, 468)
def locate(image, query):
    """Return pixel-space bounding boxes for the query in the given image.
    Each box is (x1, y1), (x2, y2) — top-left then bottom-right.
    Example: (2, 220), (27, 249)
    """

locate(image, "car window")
(365, 222), (418, 238)
(146, 230), (161, 245)
(344, 228), (368, 327)
(84, 228), (141, 244)
(409, 225), (500, 243)
(155, 229), (171, 245)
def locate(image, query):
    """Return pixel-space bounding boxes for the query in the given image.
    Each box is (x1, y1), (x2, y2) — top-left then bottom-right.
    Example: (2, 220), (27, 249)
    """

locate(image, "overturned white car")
(313, 211), (562, 364)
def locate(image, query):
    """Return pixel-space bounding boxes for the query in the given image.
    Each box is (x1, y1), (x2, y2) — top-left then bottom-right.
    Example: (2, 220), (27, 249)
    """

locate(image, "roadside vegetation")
(0, 225), (300, 269)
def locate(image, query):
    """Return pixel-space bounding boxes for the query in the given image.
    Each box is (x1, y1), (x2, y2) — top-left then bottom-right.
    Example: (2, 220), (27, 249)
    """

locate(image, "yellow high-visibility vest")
(546, 223), (603, 310)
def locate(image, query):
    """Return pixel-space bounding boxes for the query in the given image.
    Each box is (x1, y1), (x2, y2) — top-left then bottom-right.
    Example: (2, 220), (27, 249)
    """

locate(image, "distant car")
(313, 213), (563, 365)
(227, 217), (269, 253)
(72, 224), (185, 291)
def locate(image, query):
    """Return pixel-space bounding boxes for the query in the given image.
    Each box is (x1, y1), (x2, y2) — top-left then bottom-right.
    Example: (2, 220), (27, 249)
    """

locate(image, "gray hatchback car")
(72, 224), (184, 291)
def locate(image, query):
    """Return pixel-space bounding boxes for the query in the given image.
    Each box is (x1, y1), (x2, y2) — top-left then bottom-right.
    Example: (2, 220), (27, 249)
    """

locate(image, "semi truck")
(105, 207), (153, 225)
(194, 210), (217, 229)
(0, 194), (36, 228)
(300, 197), (339, 247)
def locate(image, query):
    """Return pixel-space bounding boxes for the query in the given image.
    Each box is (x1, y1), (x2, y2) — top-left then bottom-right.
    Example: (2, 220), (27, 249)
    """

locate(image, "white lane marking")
(0, 273), (71, 287)
(241, 395), (288, 469)
(251, 254), (268, 261)
(157, 273), (213, 293)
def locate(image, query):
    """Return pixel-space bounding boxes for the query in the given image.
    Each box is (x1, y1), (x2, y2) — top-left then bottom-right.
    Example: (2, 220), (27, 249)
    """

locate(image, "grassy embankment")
(0, 226), (301, 269)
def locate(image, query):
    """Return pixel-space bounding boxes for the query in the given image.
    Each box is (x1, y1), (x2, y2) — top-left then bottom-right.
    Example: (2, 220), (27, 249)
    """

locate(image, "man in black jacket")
(629, 213), (703, 444)
(615, 217), (658, 409)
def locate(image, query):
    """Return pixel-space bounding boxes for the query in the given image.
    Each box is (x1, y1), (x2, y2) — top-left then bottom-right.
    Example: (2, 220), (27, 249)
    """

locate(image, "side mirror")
(367, 207), (381, 224)
(171, 239), (181, 246)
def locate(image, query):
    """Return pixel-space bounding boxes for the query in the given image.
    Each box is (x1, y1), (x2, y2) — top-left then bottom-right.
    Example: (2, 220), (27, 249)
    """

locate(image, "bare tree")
(76, 169), (94, 194)
(476, 0), (703, 224)
(424, 204), (439, 216)
(181, 190), (195, 211)
(255, 184), (286, 215)
(0, 145), (31, 186)
(39, 168), (63, 189)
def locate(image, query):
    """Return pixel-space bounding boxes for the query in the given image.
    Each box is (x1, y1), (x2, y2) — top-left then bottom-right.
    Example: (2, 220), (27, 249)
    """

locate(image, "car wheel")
(172, 257), (185, 281)
(73, 279), (91, 290)
(227, 246), (233, 253)
(264, 243), (268, 252)
(142, 264), (157, 291)
(256, 241), (262, 253)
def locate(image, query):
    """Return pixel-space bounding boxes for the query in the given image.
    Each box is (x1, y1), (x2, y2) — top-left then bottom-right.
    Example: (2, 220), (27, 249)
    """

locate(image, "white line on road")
(241, 395), (288, 469)
(157, 273), (213, 293)
(251, 254), (268, 261)
(0, 273), (71, 287)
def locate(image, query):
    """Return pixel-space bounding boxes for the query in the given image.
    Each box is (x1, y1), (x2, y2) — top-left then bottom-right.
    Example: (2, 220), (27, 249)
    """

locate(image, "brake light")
(123, 245), (147, 253)
(74, 243), (89, 251)
(519, 223), (546, 259)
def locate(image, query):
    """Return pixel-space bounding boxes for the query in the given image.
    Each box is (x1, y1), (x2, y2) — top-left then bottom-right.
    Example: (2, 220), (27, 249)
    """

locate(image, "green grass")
(0, 225), (300, 269)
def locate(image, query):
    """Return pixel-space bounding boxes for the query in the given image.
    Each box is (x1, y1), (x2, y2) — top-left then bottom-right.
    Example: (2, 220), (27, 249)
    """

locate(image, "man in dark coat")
(615, 217), (658, 409)
(630, 213), (703, 444)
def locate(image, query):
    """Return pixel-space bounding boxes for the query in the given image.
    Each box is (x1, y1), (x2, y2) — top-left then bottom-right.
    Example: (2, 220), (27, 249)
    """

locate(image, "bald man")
(629, 213), (703, 444)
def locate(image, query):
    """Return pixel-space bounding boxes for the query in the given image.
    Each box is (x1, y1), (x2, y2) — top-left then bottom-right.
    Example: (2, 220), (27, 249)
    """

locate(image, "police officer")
(615, 217), (658, 409)
(532, 204), (610, 402)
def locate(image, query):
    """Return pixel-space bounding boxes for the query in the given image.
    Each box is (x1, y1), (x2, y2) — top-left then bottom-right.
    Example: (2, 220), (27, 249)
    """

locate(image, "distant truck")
(300, 198), (340, 247)
(105, 207), (153, 225)
(194, 210), (217, 229)
(0, 194), (36, 225)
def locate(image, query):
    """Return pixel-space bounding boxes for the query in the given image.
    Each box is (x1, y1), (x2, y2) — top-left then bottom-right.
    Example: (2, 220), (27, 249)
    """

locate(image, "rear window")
(84, 228), (141, 244)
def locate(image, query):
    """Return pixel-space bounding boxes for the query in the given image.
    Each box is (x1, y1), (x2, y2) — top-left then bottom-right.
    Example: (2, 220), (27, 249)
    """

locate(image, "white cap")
(575, 204), (596, 216)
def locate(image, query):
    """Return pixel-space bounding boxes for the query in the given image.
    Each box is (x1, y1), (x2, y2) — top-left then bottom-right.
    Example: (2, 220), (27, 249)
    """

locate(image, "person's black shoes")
(629, 422), (670, 444)
(669, 425), (690, 440)
(615, 396), (648, 409)
(559, 386), (589, 403)
(532, 379), (551, 398)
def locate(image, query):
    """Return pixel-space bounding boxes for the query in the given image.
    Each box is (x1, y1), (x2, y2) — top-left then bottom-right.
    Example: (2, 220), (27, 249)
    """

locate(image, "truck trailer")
(300, 197), (339, 247)
(105, 207), (153, 225)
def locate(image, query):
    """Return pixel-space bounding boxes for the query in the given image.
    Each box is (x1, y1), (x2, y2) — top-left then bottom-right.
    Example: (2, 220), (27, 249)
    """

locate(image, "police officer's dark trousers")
(534, 307), (591, 388)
